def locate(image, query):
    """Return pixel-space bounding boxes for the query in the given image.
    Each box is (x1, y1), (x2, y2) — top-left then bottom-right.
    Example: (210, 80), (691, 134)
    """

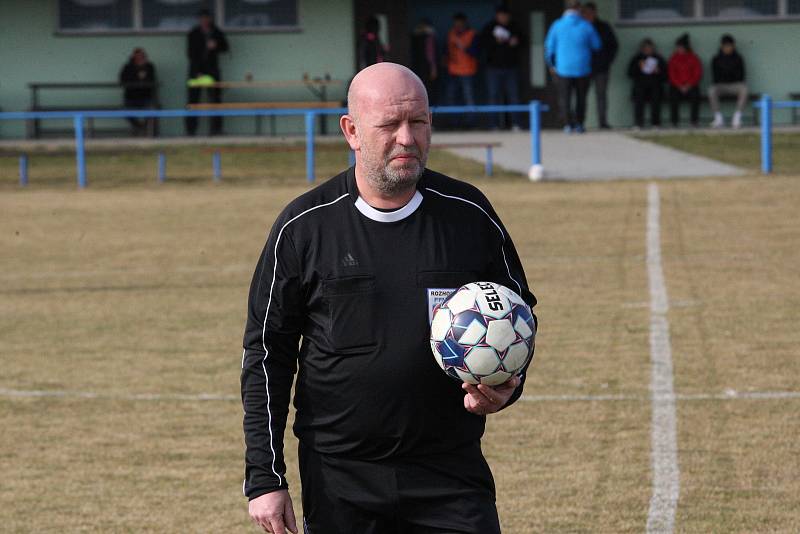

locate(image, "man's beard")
(362, 146), (427, 196)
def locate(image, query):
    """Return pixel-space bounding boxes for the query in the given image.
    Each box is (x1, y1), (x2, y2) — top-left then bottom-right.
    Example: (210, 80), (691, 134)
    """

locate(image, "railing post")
(485, 145), (493, 177)
(305, 111), (316, 183)
(760, 94), (772, 174)
(212, 150), (222, 182)
(19, 154), (28, 187)
(528, 100), (544, 181)
(74, 114), (87, 188)
(157, 152), (166, 183)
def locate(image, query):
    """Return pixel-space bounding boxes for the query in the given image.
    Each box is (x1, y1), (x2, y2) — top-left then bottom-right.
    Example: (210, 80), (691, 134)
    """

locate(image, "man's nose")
(395, 122), (415, 147)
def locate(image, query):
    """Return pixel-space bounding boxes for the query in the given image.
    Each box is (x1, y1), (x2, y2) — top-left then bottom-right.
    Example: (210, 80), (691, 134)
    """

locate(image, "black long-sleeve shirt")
(712, 50), (745, 84)
(187, 24), (229, 78)
(119, 61), (156, 102)
(241, 167), (537, 500)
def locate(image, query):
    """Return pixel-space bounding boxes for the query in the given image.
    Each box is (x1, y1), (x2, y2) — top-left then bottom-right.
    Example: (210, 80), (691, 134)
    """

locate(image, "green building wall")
(1, 0), (798, 138)
(0, 0), (354, 137)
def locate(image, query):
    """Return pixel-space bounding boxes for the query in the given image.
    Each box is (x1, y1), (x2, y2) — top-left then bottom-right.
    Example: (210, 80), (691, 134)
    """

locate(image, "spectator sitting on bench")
(668, 33), (702, 127)
(709, 34), (748, 129)
(119, 47), (156, 135)
(628, 38), (667, 129)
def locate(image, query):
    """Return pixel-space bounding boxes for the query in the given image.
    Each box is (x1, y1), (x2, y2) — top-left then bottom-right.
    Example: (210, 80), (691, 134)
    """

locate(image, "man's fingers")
(268, 517), (286, 534)
(284, 497), (298, 534)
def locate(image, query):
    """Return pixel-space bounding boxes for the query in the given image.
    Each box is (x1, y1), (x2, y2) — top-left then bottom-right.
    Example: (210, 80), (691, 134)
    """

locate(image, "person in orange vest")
(444, 12), (479, 128)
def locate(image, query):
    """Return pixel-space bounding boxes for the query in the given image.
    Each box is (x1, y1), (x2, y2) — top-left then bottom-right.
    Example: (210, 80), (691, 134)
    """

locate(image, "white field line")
(646, 183), (680, 534)
(2, 386), (799, 403)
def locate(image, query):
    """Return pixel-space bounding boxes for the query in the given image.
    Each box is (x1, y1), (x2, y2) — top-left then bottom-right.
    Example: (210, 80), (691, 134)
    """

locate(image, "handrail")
(0, 103), (549, 187)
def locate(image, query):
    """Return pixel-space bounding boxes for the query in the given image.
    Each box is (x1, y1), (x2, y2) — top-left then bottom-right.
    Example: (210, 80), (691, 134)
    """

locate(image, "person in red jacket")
(668, 34), (702, 127)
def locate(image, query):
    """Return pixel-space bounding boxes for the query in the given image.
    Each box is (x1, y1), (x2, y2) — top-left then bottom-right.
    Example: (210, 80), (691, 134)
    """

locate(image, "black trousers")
(556, 75), (591, 128)
(669, 85), (700, 126)
(632, 83), (663, 127)
(186, 87), (223, 135)
(299, 442), (500, 534)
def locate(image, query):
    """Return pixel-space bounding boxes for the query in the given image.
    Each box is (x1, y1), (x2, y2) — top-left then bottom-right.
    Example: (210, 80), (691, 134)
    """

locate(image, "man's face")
(496, 11), (511, 25)
(642, 44), (654, 56)
(355, 87), (431, 195)
(200, 14), (212, 30)
(453, 18), (466, 31)
(582, 7), (596, 21)
(722, 43), (735, 55)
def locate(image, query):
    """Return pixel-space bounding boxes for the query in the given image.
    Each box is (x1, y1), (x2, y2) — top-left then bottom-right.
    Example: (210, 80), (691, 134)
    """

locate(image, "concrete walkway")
(434, 130), (746, 181)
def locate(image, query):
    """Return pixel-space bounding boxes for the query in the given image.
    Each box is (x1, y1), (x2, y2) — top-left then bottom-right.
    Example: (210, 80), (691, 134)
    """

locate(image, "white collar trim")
(354, 190), (423, 223)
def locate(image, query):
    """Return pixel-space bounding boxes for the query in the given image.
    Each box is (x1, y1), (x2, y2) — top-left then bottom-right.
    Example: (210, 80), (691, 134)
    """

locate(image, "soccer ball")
(430, 282), (536, 386)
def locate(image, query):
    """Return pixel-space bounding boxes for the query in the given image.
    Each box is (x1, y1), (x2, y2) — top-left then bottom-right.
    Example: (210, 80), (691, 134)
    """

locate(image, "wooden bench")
(187, 101), (341, 136)
(27, 82), (160, 138)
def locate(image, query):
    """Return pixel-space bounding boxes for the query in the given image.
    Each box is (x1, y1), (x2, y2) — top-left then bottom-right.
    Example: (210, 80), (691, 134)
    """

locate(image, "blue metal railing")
(0, 103), (548, 187)
(754, 94), (800, 174)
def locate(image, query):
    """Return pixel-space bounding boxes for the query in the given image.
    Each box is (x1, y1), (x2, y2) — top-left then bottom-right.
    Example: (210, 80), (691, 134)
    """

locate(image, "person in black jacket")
(243, 62), (536, 534)
(627, 38), (667, 129)
(582, 2), (618, 129)
(357, 15), (387, 70)
(708, 34), (748, 129)
(119, 48), (157, 134)
(481, 6), (525, 129)
(186, 9), (229, 136)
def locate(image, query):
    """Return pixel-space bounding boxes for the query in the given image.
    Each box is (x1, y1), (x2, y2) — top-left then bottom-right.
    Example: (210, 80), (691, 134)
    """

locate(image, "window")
(57, 0), (299, 32)
(704, 0), (777, 17)
(224, 0), (298, 29)
(620, 0), (693, 20)
(619, 0), (798, 20)
(59, 0), (134, 30)
(142, 0), (207, 30)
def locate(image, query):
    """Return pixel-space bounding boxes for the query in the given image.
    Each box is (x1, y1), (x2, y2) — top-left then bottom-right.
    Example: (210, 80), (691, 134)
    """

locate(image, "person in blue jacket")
(545, 0), (601, 133)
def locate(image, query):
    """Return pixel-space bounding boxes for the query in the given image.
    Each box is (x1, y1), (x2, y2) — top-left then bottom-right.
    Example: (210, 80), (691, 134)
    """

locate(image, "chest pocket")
(322, 274), (377, 354)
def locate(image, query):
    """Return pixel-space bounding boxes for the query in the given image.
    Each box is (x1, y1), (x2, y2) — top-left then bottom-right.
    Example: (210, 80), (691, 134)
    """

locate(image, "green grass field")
(1, 140), (799, 532)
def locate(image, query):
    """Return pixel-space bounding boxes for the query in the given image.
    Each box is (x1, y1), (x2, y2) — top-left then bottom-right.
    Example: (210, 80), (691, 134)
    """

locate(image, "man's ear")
(340, 115), (360, 151)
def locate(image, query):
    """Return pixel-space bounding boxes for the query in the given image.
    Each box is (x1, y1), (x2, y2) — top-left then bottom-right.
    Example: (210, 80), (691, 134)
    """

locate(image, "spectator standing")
(627, 38), (667, 129)
(481, 6), (524, 129)
(358, 16), (387, 70)
(444, 12), (479, 127)
(709, 34), (748, 128)
(581, 2), (617, 129)
(119, 47), (156, 135)
(667, 34), (702, 127)
(545, 0), (601, 134)
(186, 9), (229, 136)
(411, 19), (438, 104)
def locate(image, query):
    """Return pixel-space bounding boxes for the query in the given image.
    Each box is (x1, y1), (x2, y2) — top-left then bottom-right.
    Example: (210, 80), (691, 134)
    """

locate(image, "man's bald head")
(340, 62), (432, 202)
(347, 63), (429, 122)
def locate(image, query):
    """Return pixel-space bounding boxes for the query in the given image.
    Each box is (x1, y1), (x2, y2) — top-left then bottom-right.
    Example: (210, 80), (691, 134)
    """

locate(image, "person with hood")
(709, 34), (748, 128)
(627, 38), (667, 129)
(186, 9), (229, 136)
(545, 0), (602, 133)
(667, 33), (702, 127)
(411, 19), (438, 104)
(481, 6), (525, 129)
(582, 2), (618, 129)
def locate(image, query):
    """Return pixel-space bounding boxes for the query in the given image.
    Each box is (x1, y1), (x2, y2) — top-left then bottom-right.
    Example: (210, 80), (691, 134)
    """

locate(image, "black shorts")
(299, 442), (501, 534)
